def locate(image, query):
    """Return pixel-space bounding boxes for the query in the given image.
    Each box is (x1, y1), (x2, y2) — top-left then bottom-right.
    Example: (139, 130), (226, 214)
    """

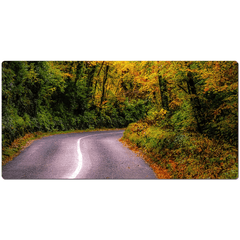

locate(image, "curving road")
(2, 130), (156, 179)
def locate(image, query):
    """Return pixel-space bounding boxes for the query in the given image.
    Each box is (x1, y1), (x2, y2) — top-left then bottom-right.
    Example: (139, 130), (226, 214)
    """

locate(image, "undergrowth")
(122, 122), (238, 179)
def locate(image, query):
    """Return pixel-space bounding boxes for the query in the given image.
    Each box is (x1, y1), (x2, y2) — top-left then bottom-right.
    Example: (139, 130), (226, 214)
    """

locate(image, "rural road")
(2, 130), (156, 179)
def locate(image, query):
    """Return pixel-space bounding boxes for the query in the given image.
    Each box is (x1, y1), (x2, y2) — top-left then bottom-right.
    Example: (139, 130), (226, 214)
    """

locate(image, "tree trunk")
(186, 72), (204, 133)
(75, 61), (84, 85)
(158, 74), (169, 111)
(86, 65), (97, 99)
(100, 64), (109, 107)
(93, 61), (105, 99)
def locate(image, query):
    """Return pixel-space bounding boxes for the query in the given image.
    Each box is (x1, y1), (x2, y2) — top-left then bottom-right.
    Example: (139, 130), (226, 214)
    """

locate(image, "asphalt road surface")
(2, 130), (157, 179)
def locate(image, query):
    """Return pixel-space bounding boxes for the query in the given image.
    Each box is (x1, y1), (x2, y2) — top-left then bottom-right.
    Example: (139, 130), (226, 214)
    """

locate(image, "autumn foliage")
(120, 61), (238, 179)
(2, 61), (238, 178)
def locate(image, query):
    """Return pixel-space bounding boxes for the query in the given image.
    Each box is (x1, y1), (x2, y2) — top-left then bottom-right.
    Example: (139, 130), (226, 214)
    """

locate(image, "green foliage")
(170, 100), (195, 132)
(201, 87), (238, 146)
(2, 107), (32, 146)
(123, 99), (148, 124)
(35, 109), (55, 132)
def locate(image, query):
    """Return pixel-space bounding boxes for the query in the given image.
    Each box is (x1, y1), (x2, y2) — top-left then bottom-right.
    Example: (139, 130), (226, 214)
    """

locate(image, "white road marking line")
(68, 131), (124, 179)
(68, 138), (82, 179)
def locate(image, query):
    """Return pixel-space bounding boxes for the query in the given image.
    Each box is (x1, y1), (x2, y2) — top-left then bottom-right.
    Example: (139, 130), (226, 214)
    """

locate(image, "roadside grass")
(2, 128), (125, 166)
(119, 137), (172, 179)
(121, 122), (238, 179)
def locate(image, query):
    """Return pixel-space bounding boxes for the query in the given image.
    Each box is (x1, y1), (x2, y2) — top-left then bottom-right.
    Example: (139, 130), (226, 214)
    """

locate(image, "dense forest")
(2, 61), (238, 178)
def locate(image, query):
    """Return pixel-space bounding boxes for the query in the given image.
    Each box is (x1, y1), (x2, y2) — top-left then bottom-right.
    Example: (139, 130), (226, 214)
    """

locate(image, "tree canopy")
(2, 61), (238, 146)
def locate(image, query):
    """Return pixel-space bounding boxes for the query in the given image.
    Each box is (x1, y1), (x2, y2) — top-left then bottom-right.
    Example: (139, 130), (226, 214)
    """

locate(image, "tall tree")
(158, 74), (169, 111)
(100, 63), (109, 107)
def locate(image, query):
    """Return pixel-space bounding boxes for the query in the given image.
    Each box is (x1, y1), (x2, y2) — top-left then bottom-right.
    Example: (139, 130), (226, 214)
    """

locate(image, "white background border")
(1, 1), (239, 240)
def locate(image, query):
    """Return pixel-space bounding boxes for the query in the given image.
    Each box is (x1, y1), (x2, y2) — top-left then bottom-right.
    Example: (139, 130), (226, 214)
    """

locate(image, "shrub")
(36, 109), (55, 131)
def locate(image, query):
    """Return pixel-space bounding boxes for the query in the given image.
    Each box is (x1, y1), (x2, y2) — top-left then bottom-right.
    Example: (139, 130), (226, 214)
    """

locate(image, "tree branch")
(97, 61), (105, 77)
(177, 84), (188, 94)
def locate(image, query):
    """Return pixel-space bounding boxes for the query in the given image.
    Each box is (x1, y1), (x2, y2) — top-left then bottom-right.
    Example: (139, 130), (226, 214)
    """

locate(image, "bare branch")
(177, 84), (188, 94)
